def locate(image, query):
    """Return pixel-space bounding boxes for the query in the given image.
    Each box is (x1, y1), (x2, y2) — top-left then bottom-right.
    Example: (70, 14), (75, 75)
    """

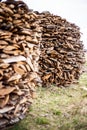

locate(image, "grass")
(35, 117), (49, 125)
(8, 55), (87, 130)
(53, 110), (61, 116)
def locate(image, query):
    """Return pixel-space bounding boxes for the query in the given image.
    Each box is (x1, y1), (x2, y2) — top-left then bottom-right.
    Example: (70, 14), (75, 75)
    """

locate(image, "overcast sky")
(23, 0), (87, 48)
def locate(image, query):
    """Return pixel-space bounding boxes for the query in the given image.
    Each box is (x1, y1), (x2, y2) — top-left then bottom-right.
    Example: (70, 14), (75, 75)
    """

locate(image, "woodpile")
(0, 0), (85, 129)
(0, 1), (41, 129)
(36, 11), (85, 87)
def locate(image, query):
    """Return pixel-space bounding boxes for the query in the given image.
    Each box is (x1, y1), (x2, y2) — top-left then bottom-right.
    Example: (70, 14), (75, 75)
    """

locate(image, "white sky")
(24, 0), (87, 48)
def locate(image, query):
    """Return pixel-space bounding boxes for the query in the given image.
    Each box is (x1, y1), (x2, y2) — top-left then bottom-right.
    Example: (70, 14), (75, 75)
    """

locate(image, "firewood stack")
(37, 11), (85, 87)
(0, 1), (41, 129)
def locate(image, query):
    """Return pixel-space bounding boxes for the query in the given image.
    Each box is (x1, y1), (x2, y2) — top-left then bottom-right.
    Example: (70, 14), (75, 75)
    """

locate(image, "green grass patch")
(35, 117), (49, 125)
(53, 110), (61, 116)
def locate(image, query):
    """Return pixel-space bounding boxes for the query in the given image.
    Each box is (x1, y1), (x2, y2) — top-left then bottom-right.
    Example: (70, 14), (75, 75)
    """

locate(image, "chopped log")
(0, 0), (41, 129)
(37, 11), (85, 87)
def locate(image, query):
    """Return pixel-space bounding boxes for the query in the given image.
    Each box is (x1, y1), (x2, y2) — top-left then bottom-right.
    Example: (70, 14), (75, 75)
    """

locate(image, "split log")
(0, 0), (41, 129)
(36, 11), (85, 87)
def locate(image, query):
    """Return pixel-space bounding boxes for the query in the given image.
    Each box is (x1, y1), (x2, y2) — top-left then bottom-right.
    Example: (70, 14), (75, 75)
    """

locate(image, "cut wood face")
(0, 1), (41, 129)
(37, 12), (85, 87)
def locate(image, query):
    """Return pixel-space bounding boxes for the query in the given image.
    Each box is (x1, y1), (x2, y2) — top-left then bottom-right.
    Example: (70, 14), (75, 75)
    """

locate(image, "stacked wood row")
(0, 1), (41, 129)
(36, 11), (85, 87)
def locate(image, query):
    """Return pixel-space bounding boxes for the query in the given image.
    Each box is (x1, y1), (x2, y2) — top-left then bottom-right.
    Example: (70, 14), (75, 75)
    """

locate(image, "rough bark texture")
(36, 11), (85, 87)
(0, 1), (41, 129)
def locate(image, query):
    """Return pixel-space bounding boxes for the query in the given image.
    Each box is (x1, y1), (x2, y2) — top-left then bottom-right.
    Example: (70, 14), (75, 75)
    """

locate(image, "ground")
(8, 54), (87, 130)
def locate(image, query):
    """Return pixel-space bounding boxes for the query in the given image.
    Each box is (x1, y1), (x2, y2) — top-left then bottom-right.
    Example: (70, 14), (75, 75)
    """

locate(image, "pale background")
(22, 0), (87, 49)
